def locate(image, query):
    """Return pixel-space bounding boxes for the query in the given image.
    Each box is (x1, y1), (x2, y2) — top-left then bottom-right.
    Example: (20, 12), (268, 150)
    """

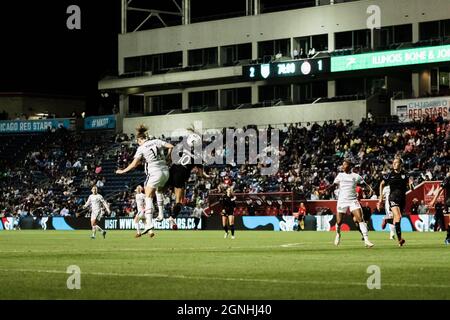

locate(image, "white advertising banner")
(392, 96), (450, 122)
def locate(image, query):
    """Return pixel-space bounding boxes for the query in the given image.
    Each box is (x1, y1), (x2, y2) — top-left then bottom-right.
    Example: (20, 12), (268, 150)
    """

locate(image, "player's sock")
(446, 226), (450, 240)
(389, 224), (396, 237)
(144, 214), (153, 229)
(223, 225), (229, 234)
(358, 221), (369, 241)
(173, 203), (182, 216)
(354, 222), (364, 238)
(92, 227), (96, 237)
(336, 223), (341, 235)
(145, 197), (154, 215)
(136, 219), (141, 234)
(395, 222), (402, 240)
(96, 225), (103, 232)
(230, 225), (235, 236)
(155, 191), (165, 218)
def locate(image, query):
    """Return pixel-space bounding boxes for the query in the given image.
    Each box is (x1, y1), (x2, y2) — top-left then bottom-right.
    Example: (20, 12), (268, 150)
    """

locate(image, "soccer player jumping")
(116, 125), (174, 238)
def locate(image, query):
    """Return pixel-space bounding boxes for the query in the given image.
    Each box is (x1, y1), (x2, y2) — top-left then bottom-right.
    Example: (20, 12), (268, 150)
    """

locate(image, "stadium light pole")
(121, 0), (128, 34)
(182, 0), (190, 25)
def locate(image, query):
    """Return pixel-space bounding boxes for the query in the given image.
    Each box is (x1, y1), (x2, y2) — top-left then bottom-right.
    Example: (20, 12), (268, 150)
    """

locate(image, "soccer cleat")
(364, 240), (374, 248)
(102, 231), (107, 239)
(149, 231), (155, 238)
(398, 239), (406, 247)
(381, 218), (387, 230)
(135, 233), (142, 238)
(231, 236), (235, 240)
(172, 224), (178, 230)
(156, 213), (164, 222)
(390, 234), (396, 240)
(224, 232), (228, 239)
(91, 235), (95, 239)
(445, 239), (450, 245)
(334, 233), (341, 246)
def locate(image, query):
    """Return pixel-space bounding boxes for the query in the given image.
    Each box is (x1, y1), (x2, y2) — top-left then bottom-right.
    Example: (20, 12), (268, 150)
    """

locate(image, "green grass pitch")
(0, 230), (449, 300)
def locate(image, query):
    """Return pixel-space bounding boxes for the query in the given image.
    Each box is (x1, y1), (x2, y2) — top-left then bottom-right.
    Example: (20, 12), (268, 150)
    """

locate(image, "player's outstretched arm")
(116, 158), (140, 174)
(363, 181), (375, 197)
(83, 196), (91, 209)
(378, 180), (385, 203)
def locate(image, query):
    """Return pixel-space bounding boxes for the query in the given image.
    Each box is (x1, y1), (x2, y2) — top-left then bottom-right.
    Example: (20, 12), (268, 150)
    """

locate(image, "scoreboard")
(243, 57), (330, 80)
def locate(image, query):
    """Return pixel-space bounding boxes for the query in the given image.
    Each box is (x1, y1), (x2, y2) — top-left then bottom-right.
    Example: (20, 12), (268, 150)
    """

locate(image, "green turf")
(0, 230), (449, 300)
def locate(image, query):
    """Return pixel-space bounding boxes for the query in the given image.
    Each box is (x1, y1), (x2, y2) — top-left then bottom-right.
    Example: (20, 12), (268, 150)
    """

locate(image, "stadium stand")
(3, 114), (447, 220)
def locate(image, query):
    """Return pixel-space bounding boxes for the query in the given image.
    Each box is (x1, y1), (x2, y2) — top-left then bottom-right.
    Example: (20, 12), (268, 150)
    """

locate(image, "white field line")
(0, 267), (449, 290)
(0, 239), (444, 254)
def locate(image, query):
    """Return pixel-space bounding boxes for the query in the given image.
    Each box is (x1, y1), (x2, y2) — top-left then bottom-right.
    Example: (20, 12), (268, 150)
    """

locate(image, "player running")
(430, 172), (450, 245)
(134, 185), (150, 238)
(116, 125), (174, 237)
(381, 185), (396, 240)
(83, 186), (110, 239)
(378, 158), (412, 247)
(332, 159), (374, 248)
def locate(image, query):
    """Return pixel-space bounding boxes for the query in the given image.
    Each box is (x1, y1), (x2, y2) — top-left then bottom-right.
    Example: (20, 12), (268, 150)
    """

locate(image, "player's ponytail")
(136, 124), (148, 140)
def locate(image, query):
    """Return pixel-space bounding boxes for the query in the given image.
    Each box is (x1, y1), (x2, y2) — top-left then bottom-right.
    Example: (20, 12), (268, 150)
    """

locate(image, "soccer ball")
(186, 133), (201, 147)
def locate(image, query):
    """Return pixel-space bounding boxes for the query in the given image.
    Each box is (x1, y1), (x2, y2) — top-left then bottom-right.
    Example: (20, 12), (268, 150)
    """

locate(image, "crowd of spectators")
(1, 115), (449, 220)
(0, 128), (113, 220)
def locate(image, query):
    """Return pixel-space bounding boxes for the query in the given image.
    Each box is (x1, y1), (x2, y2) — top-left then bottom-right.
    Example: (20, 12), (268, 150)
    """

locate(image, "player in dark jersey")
(220, 187), (237, 239)
(165, 130), (209, 230)
(430, 172), (450, 245)
(378, 158), (412, 247)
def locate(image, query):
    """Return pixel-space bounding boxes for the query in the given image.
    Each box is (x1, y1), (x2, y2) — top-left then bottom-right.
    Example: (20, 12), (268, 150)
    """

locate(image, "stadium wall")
(2, 215), (447, 232)
(122, 100), (367, 137)
(118, 0), (450, 73)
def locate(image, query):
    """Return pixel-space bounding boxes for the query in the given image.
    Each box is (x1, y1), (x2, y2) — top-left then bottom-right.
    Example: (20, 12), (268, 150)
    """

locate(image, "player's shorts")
(167, 164), (191, 189)
(336, 199), (361, 213)
(221, 209), (235, 217)
(145, 169), (169, 188)
(388, 192), (405, 212)
(91, 211), (102, 221)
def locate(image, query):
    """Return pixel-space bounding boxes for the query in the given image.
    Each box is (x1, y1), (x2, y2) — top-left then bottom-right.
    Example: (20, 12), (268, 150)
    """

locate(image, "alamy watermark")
(66, 5), (81, 30)
(67, 265), (81, 290)
(366, 5), (381, 30)
(366, 265), (381, 290)
(170, 121), (280, 176)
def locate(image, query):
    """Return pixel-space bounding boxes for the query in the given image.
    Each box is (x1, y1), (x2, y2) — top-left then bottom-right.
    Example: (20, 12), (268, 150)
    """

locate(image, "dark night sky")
(0, 0), (315, 113)
(0, 0), (121, 112)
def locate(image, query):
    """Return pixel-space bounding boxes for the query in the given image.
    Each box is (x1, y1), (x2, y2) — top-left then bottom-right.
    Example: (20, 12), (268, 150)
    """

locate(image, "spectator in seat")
(410, 198), (419, 215)
(418, 200), (429, 216)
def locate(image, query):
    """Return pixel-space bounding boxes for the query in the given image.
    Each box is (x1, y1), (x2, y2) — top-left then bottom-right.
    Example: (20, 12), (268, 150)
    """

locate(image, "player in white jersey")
(331, 159), (374, 248)
(134, 185), (149, 238)
(116, 125), (174, 237)
(381, 185), (396, 240)
(83, 186), (110, 239)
